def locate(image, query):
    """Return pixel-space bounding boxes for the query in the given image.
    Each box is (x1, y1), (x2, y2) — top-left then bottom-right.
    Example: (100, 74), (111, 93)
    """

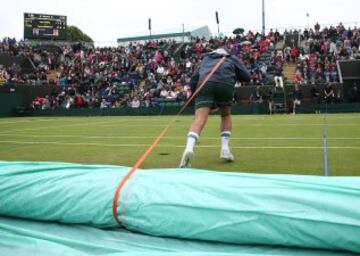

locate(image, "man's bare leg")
(219, 107), (234, 161)
(179, 107), (210, 168)
(189, 107), (211, 134)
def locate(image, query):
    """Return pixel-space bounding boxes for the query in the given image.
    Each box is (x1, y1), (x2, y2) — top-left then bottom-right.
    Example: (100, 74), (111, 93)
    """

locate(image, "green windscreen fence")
(0, 93), (22, 117)
(0, 161), (359, 255)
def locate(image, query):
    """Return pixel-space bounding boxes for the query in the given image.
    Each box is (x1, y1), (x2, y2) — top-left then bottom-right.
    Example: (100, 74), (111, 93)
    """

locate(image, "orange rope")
(112, 56), (226, 226)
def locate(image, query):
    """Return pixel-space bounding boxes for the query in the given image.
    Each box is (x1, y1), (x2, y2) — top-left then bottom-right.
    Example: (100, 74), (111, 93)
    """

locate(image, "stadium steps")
(47, 70), (58, 83)
(275, 40), (285, 50)
(173, 43), (185, 63)
(174, 43), (185, 55)
(300, 40), (308, 48)
(282, 62), (296, 82)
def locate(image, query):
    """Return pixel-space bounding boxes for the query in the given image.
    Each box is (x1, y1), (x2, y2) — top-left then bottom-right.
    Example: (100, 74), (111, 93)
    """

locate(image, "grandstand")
(1, 22), (360, 117)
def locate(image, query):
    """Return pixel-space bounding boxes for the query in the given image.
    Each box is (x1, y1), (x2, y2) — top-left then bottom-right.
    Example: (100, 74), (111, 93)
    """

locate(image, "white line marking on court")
(0, 120), (123, 134)
(0, 134), (359, 140)
(0, 140), (359, 149)
(0, 118), (71, 125)
(97, 123), (360, 127)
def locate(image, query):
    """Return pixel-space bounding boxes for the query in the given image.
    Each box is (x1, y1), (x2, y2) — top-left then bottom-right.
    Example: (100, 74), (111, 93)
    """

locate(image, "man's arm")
(190, 67), (200, 93)
(232, 56), (251, 83)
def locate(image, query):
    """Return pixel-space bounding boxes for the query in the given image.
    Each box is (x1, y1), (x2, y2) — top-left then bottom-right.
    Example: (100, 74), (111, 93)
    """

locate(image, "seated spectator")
(130, 97), (140, 108)
(143, 97), (151, 108)
(160, 88), (168, 98)
(0, 66), (9, 85)
(42, 96), (51, 110)
(0, 76), (6, 85)
(100, 98), (108, 109)
(64, 95), (74, 109)
(31, 97), (45, 109)
(294, 70), (304, 85)
(167, 88), (178, 100)
(183, 85), (192, 99)
(0, 74), (6, 86)
(74, 94), (85, 108)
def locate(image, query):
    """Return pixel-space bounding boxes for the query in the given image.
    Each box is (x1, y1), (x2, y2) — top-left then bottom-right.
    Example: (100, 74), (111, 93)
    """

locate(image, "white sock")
(221, 131), (231, 151)
(185, 132), (199, 151)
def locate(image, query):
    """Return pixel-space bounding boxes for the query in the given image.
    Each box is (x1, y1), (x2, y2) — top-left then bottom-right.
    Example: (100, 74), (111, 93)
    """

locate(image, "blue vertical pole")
(322, 102), (329, 176)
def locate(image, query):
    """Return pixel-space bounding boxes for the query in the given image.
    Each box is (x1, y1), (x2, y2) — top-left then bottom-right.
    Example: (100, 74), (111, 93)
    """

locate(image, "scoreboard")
(24, 13), (67, 40)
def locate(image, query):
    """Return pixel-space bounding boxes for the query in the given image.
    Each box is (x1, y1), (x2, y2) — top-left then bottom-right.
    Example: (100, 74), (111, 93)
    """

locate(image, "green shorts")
(195, 82), (234, 109)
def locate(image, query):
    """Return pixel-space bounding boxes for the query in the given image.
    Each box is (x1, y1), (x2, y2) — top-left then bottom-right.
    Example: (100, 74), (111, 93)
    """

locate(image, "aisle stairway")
(47, 70), (58, 83)
(282, 62), (296, 82)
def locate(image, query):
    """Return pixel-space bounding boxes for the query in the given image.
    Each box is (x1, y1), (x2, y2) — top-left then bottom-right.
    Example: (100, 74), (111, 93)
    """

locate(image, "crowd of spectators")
(1, 22), (360, 110)
(23, 30), (284, 110)
(293, 22), (360, 85)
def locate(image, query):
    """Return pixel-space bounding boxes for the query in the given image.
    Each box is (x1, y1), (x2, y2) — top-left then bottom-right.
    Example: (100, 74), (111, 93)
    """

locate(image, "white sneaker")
(220, 149), (234, 162)
(179, 150), (194, 168)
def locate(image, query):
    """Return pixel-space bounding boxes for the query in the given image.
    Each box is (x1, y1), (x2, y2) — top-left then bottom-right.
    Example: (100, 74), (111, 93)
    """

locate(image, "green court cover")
(0, 161), (359, 254)
(0, 216), (357, 256)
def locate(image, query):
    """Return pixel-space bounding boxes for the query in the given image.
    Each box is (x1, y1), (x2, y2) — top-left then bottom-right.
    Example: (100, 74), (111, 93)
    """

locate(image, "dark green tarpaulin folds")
(0, 161), (359, 254)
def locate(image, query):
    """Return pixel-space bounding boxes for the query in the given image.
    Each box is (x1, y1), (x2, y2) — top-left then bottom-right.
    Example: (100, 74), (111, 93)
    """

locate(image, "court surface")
(0, 113), (359, 176)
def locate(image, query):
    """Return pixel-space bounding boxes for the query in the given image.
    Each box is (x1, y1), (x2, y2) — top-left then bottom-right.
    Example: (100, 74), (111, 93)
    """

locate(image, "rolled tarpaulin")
(0, 161), (359, 253)
(1, 215), (357, 256)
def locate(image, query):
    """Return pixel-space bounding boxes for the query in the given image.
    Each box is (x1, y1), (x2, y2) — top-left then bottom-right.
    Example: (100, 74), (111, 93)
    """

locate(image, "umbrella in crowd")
(233, 28), (245, 35)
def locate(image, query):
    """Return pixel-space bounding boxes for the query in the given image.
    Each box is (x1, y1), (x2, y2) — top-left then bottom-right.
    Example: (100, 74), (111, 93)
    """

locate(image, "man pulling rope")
(179, 48), (251, 168)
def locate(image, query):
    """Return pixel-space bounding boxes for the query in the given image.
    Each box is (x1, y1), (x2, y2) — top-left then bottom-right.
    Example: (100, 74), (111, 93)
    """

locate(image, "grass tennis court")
(0, 113), (359, 176)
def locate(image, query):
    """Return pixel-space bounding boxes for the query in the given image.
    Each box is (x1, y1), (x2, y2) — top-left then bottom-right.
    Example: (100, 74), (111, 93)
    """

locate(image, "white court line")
(0, 134), (359, 140)
(0, 122), (100, 134)
(97, 123), (360, 127)
(0, 118), (180, 134)
(0, 122), (358, 135)
(1, 119), (358, 132)
(0, 114), (358, 125)
(0, 140), (359, 149)
(0, 119), (53, 125)
(0, 119), (132, 134)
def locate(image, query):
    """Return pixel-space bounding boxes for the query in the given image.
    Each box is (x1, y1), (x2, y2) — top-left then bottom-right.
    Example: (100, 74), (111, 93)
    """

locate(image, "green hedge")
(0, 93), (23, 117)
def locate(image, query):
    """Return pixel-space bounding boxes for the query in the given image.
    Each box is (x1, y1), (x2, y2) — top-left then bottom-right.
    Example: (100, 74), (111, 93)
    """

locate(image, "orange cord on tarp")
(112, 56), (226, 227)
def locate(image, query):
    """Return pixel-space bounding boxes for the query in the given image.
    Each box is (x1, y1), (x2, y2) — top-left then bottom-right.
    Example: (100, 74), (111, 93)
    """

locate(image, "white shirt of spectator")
(329, 42), (336, 53)
(160, 89), (168, 98)
(131, 99), (140, 108)
(157, 66), (165, 75)
(167, 90), (177, 99)
(260, 65), (267, 75)
(183, 85), (191, 91)
(235, 82), (242, 88)
(186, 60), (192, 69)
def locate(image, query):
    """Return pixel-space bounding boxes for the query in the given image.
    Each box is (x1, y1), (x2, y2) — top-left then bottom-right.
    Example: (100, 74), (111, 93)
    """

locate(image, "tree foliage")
(66, 25), (93, 43)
